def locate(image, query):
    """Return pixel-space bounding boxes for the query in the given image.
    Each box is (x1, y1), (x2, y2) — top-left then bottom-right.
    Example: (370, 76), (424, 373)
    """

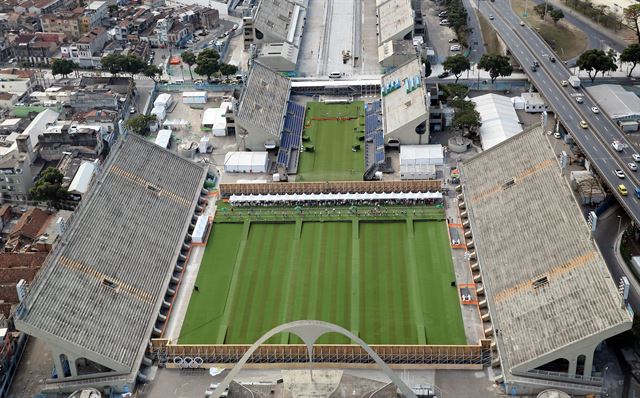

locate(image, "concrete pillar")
(52, 353), (66, 379)
(583, 350), (595, 377)
(568, 357), (577, 376)
(68, 356), (78, 377)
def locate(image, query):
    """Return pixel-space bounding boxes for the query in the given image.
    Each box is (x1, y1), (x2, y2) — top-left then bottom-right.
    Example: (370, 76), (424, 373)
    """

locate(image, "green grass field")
(296, 101), (365, 181)
(179, 210), (466, 346)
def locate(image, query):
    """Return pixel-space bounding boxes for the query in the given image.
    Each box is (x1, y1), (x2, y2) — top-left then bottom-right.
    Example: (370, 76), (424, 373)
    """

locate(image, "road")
(480, 0), (640, 229)
(462, 0), (485, 63)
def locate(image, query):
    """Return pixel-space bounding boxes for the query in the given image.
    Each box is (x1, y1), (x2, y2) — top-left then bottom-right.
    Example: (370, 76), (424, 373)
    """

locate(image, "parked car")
(554, 132), (561, 139)
(561, 80), (568, 87)
(437, 71), (450, 78)
(129, 106), (136, 114)
(450, 45), (461, 51)
(448, 38), (459, 43)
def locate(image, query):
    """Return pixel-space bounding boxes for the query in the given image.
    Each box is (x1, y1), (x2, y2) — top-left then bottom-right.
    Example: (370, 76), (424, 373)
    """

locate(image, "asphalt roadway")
(479, 0), (640, 229)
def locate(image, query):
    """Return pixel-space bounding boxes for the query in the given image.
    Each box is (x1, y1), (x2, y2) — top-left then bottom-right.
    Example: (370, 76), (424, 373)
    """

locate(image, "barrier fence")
(150, 339), (492, 370)
(219, 180), (443, 197)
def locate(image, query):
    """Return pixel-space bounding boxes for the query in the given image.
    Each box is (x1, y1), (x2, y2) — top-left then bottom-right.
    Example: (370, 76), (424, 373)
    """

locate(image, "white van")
(612, 140), (624, 152)
(328, 72), (342, 79)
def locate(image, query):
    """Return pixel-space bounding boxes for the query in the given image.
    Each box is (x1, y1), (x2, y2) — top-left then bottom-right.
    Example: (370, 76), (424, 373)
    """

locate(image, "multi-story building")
(40, 9), (83, 39)
(10, 32), (65, 65)
(38, 122), (104, 161)
(61, 26), (108, 67)
(80, 1), (106, 33)
(154, 17), (188, 48)
(0, 68), (37, 95)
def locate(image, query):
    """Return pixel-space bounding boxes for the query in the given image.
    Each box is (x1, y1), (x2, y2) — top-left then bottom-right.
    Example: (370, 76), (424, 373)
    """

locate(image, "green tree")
(143, 64), (163, 82)
(125, 114), (157, 136)
(576, 48), (618, 82)
(624, 4), (640, 43)
(194, 49), (221, 82)
(219, 63), (238, 79)
(101, 53), (124, 75)
(181, 50), (197, 80)
(29, 167), (69, 206)
(441, 83), (469, 100)
(51, 58), (77, 78)
(450, 99), (481, 130)
(477, 54), (513, 83)
(122, 55), (146, 78)
(443, 54), (471, 83)
(549, 8), (564, 24)
(533, 2), (553, 19)
(621, 43), (640, 76)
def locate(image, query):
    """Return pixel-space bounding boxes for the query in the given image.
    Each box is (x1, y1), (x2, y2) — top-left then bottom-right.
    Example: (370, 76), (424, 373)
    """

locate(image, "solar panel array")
(365, 101), (385, 164)
(277, 101), (305, 169)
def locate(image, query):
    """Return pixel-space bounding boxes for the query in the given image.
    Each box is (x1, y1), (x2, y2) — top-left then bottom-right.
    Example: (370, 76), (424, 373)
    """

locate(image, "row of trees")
(181, 49), (238, 82)
(101, 54), (163, 82)
(442, 53), (513, 84)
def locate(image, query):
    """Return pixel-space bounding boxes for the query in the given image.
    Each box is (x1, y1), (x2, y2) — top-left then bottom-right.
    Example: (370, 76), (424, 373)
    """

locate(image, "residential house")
(0, 68), (37, 95)
(0, 93), (17, 109)
(80, 1), (107, 33)
(40, 9), (83, 39)
(61, 26), (108, 67)
(11, 32), (65, 65)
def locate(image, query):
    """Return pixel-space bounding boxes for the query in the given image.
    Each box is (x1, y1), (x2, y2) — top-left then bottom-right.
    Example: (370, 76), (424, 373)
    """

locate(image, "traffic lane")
(489, 0), (639, 152)
(486, 3), (640, 180)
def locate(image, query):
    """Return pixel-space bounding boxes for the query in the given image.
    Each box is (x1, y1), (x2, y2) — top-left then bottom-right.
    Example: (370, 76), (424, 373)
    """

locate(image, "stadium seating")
(277, 101), (306, 169)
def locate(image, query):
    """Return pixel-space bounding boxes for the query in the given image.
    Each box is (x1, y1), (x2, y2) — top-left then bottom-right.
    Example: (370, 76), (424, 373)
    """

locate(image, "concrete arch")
(212, 320), (417, 398)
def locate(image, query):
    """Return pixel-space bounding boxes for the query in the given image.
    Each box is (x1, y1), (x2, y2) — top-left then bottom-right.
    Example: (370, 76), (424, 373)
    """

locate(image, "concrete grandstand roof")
(460, 127), (631, 375)
(585, 84), (640, 120)
(236, 61), (291, 139)
(381, 59), (427, 135)
(254, 0), (307, 44)
(376, 0), (413, 45)
(15, 135), (207, 371)
(470, 93), (523, 150)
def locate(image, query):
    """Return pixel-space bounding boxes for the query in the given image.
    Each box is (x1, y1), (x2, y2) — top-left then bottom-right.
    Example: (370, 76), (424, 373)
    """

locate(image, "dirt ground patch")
(512, 0), (588, 60)
(477, 12), (503, 55)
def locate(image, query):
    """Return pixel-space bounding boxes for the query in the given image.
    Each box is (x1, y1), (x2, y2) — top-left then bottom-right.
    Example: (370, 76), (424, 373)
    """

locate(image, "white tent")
(471, 93), (523, 150)
(154, 129), (172, 149)
(224, 151), (269, 173)
(400, 145), (444, 165)
(150, 106), (166, 122)
(202, 108), (226, 136)
(192, 215), (208, 243)
(229, 191), (443, 204)
(68, 161), (97, 195)
(154, 93), (173, 108)
(182, 91), (207, 104)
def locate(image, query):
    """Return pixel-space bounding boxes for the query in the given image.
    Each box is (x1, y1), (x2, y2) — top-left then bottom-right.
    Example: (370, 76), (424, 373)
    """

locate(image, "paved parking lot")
(422, 0), (460, 64)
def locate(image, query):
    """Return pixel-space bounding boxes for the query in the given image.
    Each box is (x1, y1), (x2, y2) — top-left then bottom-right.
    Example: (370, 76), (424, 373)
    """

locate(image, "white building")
(68, 161), (97, 196)
(376, 0), (414, 46)
(521, 92), (548, 113)
(256, 42), (299, 72)
(224, 151), (269, 173)
(182, 91), (207, 104)
(586, 84), (640, 131)
(154, 129), (172, 149)
(381, 59), (429, 146)
(470, 93), (522, 150)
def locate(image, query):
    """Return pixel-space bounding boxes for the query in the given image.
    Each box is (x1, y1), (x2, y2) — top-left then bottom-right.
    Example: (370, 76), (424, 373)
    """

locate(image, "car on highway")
(579, 120), (588, 129)
(232, 24), (239, 31)
(615, 169), (626, 178)
(576, 97), (583, 103)
(561, 80), (568, 87)
(591, 106), (599, 114)
(437, 71), (451, 78)
(554, 132), (561, 139)
(550, 56), (556, 63)
(619, 184), (628, 196)
(633, 153), (640, 162)
(489, 14), (494, 20)
(629, 162), (638, 171)
(520, 20), (525, 26)
(533, 60), (539, 67)
(612, 140), (624, 151)
(531, 65), (537, 71)
(450, 45), (461, 51)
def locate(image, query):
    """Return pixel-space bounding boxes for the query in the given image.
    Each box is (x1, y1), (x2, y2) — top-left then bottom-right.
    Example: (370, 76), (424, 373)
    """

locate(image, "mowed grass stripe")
(287, 222), (316, 344)
(178, 223), (243, 344)
(414, 221), (466, 345)
(225, 222), (270, 343)
(277, 220), (303, 344)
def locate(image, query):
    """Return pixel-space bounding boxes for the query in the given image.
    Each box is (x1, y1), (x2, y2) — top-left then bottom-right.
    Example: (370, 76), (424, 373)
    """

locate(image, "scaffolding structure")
(150, 340), (492, 369)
